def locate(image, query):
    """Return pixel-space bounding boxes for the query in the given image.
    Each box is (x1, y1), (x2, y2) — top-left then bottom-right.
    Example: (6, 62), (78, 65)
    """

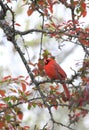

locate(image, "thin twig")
(70, 0), (76, 29)
(39, 15), (44, 59)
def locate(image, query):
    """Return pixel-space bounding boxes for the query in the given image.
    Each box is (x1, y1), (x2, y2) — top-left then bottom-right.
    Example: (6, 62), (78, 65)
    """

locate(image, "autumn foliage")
(0, 0), (89, 130)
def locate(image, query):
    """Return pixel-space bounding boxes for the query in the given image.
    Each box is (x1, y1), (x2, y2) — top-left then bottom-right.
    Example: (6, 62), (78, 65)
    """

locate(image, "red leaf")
(15, 23), (21, 26)
(23, 126), (30, 130)
(81, 2), (87, 17)
(12, 77), (18, 80)
(18, 75), (24, 79)
(13, 75), (24, 81)
(27, 8), (34, 16)
(25, 91), (32, 95)
(32, 68), (39, 76)
(27, 3), (35, 16)
(3, 75), (11, 80)
(50, 85), (58, 91)
(38, 1), (44, 6)
(81, 2), (86, 9)
(10, 88), (17, 93)
(25, 75), (29, 80)
(21, 83), (26, 92)
(73, 1), (79, 6)
(82, 11), (87, 17)
(0, 90), (5, 97)
(48, 0), (53, 13)
(56, 91), (60, 95)
(7, 0), (11, 2)
(0, 121), (4, 129)
(85, 28), (89, 32)
(17, 111), (23, 120)
(0, 103), (7, 107)
(54, 105), (58, 110)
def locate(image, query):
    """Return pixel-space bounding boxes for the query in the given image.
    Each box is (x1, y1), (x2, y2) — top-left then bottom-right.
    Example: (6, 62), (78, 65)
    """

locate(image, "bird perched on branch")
(44, 58), (70, 99)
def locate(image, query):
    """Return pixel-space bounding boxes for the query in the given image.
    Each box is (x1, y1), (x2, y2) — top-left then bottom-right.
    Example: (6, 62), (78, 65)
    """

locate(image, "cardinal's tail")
(63, 84), (70, 99)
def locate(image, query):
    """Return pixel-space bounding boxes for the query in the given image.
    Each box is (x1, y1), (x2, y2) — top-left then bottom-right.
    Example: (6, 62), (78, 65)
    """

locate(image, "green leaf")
(76, 7), (80, 14)
(28, 103), (31, 110)
(8, 102), (12, 107)
(32, 103), (36, 108)
(3, 97), (10, 102)
(6, 115), (11, 121)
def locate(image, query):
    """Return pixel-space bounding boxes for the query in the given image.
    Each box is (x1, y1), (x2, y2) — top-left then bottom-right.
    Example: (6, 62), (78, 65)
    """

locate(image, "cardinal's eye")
(45, 59), (51, 65)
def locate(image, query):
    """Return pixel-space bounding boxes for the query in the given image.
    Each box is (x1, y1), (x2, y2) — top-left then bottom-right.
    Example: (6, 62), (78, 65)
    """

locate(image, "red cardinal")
(44, 58), (70, 99)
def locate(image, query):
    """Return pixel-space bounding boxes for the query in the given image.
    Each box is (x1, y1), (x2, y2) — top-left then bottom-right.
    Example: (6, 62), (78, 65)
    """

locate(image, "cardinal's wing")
(54, 62), (67, 80)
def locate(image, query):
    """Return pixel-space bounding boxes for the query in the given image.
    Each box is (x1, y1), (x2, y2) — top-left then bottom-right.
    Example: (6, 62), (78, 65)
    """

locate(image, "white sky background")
(0, 1), (89, 129)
